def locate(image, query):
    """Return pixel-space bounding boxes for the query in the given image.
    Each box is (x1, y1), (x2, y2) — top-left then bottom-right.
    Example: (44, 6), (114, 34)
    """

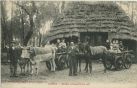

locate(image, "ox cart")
(105, 50), (133, 70)
(46, 48), (69, 70)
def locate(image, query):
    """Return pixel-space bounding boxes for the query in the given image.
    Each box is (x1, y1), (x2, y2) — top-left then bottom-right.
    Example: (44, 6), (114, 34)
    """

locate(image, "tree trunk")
(23, 16), (34, 46)
(19, 8), (25, 45)
(1, 2), (10, 48)
(8, 1), (13, 45)
(16, 1), (37, 46)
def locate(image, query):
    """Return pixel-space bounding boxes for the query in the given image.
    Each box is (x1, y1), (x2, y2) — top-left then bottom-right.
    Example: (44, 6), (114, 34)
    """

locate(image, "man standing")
(68, 42), (78, 76)
(9, 41), (19, 77)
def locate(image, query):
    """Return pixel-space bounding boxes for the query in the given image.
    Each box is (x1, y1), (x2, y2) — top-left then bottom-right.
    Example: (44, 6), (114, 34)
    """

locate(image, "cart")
(105, 50), (133, 70)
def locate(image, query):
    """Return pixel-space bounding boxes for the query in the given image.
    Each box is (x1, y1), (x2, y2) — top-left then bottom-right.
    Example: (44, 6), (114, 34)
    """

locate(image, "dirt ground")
(1, 62), (137, 83)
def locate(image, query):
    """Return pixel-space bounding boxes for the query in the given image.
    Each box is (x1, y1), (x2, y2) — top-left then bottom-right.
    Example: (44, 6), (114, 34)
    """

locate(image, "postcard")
(1, 0), (137, 88)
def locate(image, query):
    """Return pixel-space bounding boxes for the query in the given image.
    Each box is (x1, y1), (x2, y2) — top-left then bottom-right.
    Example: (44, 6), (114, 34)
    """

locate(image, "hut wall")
(124, 41), (136, 63)
(108, 32), (113, 41)
(122, 40), (137, 63)
(135, 41), (137, 63)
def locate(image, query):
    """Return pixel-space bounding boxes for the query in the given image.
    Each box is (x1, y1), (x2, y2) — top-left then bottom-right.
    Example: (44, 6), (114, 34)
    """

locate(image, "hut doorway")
(80, 32), (108, 46)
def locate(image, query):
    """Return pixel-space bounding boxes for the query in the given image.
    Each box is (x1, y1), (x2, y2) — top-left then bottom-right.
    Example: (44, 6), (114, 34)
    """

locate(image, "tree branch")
(14, 2), (30, 15)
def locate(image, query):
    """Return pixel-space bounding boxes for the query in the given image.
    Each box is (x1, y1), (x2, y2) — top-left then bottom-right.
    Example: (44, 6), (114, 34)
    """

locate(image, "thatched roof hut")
(45, 2), (137, 42)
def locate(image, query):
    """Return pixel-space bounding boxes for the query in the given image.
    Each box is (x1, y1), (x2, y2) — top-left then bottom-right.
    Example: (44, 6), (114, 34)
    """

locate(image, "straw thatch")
(45, 2), (137, 41)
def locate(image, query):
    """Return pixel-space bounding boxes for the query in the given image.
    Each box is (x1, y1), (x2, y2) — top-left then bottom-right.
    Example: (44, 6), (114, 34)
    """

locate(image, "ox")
(29, 45), (56, 75)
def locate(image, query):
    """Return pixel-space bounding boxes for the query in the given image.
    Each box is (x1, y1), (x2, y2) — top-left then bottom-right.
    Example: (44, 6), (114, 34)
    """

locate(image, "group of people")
(104, 39), (124, 53)
(7, 38), (78, 77)
(7, 38), (125, 77)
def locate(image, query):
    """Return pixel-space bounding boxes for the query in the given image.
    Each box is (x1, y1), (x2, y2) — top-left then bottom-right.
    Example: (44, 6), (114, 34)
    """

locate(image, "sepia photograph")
(1, 0), (137, 88)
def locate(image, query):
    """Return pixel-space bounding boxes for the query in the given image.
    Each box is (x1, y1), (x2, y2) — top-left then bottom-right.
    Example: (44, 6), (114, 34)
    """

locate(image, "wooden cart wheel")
(115, 57), (123, 70)
(55, 57), (60, 70)
(55, 54), (64, 70)
(55, 55), (62, 70)
(105, 59), (113, 70)
(58, 55), (65, 70)
(124, 55), (132, 69)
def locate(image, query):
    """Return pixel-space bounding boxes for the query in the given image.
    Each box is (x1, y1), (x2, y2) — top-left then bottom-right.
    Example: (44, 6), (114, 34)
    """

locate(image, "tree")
(15, 1), (38, 46)
(1, 1), (62, 47)
(1, 1), (13, 49)
(15, 1), (61, 46)
(1, 1), (8, 49)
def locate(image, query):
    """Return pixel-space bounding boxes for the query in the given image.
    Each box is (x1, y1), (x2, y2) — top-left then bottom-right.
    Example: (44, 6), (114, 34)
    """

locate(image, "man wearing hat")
(68, 42), (78, 76)
(9, 41), (19, 77)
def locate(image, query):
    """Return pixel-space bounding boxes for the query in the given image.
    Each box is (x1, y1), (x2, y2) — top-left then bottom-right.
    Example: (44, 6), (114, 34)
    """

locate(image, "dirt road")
(1, 63), (137, 83)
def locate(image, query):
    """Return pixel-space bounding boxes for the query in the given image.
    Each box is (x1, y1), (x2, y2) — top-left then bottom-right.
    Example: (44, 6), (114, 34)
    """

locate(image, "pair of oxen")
(19, 45), (57, 75)
(19, 44), (110, 76)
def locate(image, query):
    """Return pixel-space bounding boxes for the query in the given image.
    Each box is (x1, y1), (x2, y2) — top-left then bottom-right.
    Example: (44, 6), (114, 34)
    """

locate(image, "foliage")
(1, 1), (61, 46)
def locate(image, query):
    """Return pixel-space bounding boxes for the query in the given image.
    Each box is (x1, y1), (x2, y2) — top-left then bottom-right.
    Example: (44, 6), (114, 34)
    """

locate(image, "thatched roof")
(45, 2), (137, 41)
